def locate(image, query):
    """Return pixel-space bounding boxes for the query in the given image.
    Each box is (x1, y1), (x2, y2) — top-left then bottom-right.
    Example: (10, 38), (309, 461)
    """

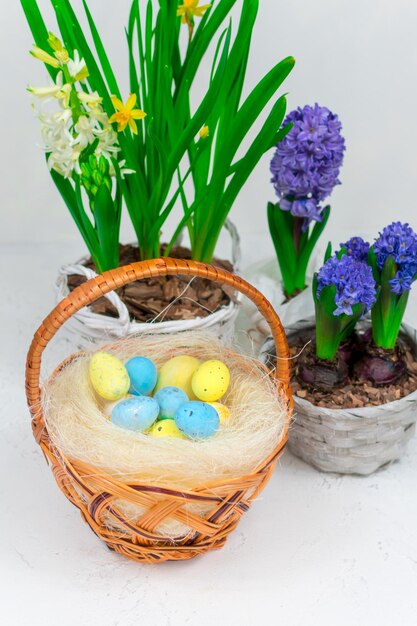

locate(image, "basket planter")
(56, 220), (241, 349)
(26, 259), (292, 563)
(243, 255), (318, 343)
(260, 317), (417, 476)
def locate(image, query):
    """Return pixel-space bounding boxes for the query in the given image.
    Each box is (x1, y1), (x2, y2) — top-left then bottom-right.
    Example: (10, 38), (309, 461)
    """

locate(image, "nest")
(42, 332), (288, 539)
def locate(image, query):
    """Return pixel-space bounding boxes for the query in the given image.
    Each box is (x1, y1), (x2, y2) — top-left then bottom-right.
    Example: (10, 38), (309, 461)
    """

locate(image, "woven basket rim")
(42, 347), (289, 497)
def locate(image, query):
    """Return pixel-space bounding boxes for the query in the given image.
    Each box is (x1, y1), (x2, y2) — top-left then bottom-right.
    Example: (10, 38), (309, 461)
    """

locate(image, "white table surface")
(1, 240), (417, 626)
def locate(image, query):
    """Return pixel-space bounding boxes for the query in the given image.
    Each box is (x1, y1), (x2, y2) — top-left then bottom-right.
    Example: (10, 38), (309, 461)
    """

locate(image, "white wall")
(2, 0), (417, 262)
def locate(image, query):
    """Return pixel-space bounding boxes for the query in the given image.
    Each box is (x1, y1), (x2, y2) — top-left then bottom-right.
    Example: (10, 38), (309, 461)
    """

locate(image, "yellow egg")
(89, 352), (130, 401)
(191, 360), (230, 402)
(155, 355), (201, 399)
(208, 402), (231, 425)
(148, 419), (186, 439)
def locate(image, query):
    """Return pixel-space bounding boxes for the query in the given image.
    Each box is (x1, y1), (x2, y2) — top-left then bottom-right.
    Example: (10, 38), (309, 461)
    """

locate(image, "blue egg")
(111, 396), (159, 432)
(174, 401), (220, 440)
(154, 386), (189, 419)
(125, 356), (158, 396)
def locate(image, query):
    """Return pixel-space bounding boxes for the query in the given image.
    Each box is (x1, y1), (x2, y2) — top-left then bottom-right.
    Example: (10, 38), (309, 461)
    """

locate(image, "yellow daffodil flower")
(177, 0), (211, 23)
(30, 45), (60, 68)
(199, 125), (209, 139)
(108, 94), (146, 134)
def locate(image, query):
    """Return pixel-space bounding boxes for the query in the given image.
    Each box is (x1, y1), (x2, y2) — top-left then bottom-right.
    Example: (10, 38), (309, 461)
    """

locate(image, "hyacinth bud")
(80, 155), (112, 200)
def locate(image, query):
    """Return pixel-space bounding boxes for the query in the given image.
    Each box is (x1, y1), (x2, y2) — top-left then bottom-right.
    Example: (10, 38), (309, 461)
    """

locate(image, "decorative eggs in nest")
(90, 351), (232, 440)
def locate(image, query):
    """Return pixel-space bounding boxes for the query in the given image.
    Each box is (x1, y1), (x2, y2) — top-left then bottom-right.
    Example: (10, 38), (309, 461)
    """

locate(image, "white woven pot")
(55, 220), (241, 350)
(243, 252), (323, 344)
(261, 318), (417, 475)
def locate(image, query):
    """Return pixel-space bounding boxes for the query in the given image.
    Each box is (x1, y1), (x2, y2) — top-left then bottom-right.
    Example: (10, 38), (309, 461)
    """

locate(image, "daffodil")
(199, 125), (209, 139)
(108, 94), (146, 134)
(177, 0), (211, 23)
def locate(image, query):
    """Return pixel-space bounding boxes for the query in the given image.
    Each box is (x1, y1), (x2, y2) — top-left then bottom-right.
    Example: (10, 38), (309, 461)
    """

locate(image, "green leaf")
(82, 0), (120, 97)
(93, 184), (120, 271)
(21, 0), (57, 79)
(50, 168), (95, 254)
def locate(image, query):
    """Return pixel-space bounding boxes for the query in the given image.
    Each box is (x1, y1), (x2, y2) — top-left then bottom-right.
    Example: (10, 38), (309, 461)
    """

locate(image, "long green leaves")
(268, 205), (331, 297)
(22, 0), (295, 266)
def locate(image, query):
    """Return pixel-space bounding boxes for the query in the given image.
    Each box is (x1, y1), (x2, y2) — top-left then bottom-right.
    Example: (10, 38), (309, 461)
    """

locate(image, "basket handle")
(26, 258), (292, 419)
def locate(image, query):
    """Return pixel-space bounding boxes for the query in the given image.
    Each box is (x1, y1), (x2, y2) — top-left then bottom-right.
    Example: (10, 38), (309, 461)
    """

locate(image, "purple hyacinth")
(317, 255), (377, 317)
(373, 221), (417, 295)
(338, 236), (370, 261)
(270, 103), (345, 225)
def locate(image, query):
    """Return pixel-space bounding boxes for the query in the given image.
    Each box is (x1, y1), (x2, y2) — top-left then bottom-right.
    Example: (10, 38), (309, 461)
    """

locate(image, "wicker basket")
(261, 318), (417, 476)
(55, 220), (241, 349)
(26, 258), (292, 563)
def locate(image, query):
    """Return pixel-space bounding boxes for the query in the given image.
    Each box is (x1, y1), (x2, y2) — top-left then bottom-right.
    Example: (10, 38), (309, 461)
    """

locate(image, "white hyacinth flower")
(28, 71), (71, 108)
(67, 50), (89, 82)
(73, 114), (97, 150)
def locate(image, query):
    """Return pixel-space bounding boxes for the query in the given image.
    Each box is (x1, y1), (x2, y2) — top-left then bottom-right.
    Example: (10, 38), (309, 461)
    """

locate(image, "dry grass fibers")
(42, 332), (288, 537)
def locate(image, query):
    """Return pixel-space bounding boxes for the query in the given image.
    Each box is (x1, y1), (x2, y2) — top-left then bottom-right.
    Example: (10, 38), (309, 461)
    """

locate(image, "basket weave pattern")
(26, 258), (292, 563)
(261, 320), (417, 476)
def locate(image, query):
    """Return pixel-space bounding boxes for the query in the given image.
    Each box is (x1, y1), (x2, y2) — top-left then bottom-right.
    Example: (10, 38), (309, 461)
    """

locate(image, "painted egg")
(110, 396), (159, 432)
(155, 355), (201, 398)
(191, 360), (230, 402)
(125, 356), (157, 396)
(208, 402), (231, 425)
(174, 401), (220, 440)
(103, 395), (133, 420)
(89, 352), (130, 401)
(148, 419), (186, 439)
(154, 386), (189, 419)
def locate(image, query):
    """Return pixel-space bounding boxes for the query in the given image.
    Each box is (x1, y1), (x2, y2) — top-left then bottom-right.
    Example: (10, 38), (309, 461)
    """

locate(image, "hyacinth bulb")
(353, 354), (406, 386)
(296, 350), (349, 392)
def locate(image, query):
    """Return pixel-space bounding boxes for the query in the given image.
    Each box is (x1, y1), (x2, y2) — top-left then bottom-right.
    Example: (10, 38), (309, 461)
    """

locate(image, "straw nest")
(42, 332), (288, 538)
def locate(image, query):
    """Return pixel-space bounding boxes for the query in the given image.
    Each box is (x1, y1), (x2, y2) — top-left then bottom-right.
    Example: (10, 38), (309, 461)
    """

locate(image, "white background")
(1, 1), (417, 625)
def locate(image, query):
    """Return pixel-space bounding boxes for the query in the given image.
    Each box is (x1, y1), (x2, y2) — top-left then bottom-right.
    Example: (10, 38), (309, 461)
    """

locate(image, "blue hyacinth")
(373, 221), (417, 295)
(270, 103), (346, 225)
(317, 254), (377, 317)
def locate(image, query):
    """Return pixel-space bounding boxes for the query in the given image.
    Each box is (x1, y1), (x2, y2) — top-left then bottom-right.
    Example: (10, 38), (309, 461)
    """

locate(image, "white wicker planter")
(243, 254), (320, 345)
(55, 221), (241, 350)
(261, 318), (417, 475)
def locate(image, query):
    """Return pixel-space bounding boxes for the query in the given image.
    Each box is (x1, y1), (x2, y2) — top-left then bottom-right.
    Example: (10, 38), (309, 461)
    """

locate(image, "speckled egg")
(89, 352), (130, 401)
(148, 419), (186, 439)
(103, 395), (133, 420)
(110, 396), (159, 432)
(125, 356), (157, 396)
(155, 355), (201, 398)
(191, 360), (230, 402)
(208, 402), (231, 425)
(174, 401), (220, 440)
(154, 386), (189, 419)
